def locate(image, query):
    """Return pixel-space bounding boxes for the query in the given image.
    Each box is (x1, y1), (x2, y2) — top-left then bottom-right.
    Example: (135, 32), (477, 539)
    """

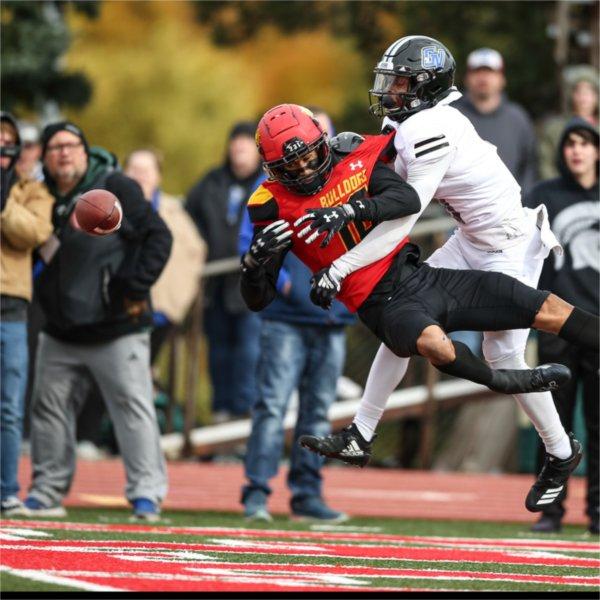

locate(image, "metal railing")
(157, 213), (496, 464)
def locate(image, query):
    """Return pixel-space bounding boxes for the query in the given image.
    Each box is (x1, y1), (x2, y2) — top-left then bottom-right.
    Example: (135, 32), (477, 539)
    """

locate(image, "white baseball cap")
(466, 48), (504, 71)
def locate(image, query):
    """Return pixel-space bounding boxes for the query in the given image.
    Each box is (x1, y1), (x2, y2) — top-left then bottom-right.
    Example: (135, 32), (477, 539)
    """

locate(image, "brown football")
(74, 189), (122, 236)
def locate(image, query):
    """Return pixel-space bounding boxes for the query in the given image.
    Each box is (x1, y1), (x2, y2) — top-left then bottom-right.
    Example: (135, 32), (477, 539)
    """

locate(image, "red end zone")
(1, 521), (598, 592)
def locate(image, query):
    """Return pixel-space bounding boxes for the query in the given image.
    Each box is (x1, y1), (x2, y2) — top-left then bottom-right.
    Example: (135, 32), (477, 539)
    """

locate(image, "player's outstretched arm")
(332, 145), (453, 278)
(295, 162), (421, 248)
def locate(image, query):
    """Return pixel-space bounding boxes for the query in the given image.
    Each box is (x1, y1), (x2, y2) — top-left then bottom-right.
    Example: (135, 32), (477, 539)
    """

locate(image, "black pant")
(536, 332), (599, 521)
(359, 262), (548, 357)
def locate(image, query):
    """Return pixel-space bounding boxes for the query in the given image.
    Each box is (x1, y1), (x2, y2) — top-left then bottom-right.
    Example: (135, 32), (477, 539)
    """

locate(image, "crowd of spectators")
(0, 47), (597, 527)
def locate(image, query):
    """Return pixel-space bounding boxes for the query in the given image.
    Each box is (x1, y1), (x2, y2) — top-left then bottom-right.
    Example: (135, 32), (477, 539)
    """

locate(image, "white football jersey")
(383, 90), (528, 249)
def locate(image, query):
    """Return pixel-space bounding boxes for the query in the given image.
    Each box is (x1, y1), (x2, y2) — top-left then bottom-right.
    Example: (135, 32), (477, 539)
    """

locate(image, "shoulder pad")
(247, 185), (279, 223)
(330, 131), (365, 155)
(247, 185), (272, 207)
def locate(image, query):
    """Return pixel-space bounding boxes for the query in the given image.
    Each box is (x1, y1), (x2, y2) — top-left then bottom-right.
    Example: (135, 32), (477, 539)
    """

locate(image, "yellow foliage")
(64, 1), (368, 194)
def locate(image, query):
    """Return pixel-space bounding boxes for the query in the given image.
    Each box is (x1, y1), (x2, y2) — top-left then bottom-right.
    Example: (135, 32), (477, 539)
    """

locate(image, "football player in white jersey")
(299, 35), (593, 513)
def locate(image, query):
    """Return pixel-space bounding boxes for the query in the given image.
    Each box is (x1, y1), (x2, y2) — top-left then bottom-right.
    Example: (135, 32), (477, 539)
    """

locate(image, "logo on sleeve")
(421, 46), (446, 69)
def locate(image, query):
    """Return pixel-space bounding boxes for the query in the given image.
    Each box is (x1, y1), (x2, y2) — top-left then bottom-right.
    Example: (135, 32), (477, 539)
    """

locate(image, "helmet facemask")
(263, 133), (332, 195)
(369, 71), (432, 120)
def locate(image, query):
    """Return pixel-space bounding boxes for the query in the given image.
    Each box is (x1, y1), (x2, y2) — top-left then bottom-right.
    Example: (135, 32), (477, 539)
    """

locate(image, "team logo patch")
(283, 137), (307, 157)
(421, 46), (446, 69)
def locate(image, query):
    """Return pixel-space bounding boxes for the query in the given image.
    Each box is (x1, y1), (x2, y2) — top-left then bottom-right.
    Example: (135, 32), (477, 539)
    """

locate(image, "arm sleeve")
(0, 183), (54, 251)
(110, 174), (173, 299)
(351, 161), (421, 224)
(240, 224), (289, 311)
(332, 147), (454, 278)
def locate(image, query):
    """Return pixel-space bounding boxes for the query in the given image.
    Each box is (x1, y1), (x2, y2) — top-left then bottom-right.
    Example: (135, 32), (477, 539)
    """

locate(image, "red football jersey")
(247, 133), (408, 312)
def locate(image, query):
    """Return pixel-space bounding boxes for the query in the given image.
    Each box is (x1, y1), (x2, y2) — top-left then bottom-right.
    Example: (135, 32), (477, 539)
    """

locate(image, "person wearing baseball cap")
(453, 47), (539, 193)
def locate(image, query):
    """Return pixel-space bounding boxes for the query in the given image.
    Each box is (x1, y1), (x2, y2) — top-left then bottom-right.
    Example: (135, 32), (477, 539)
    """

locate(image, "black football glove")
(310, 264), (344, 309)
(294, 204), (356, 248)
(244, 220), (293, 268)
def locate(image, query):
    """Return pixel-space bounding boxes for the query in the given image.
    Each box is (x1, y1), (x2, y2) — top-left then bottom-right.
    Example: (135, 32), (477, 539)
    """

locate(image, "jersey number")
(338, 190), (373, 250)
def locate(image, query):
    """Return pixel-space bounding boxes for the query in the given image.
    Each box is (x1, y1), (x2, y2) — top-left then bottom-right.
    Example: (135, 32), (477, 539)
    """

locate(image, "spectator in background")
(239, 108), (351, 522)
(0, 112), (53, 515)
(453, 47), (538, 193)
(186, 122), (263, 422)
(124, 148), (206, 362)
(538, 65), (599, 180)
(525, 118), (599, 535)
(15, 121), (43, 182)
(451, 47), (539, 355)
(20, 122), (171, 521)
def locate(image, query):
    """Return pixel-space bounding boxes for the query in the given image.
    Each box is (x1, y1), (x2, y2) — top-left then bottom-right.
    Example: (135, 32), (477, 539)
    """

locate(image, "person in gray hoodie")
(525, 117), (599, 534)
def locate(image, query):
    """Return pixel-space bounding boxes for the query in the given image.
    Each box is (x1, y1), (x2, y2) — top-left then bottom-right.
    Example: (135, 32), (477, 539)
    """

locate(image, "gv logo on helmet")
(283, 137), (306, 156)
(421, 46), (446, 69)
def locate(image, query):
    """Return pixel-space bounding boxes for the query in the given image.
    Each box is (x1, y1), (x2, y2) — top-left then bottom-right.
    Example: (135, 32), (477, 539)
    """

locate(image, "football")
(74, 189), (123, 236)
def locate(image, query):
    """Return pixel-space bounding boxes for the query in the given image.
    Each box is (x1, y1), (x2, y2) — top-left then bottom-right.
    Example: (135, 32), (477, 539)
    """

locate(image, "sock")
(486, 353), (571, 460)
(353, 344), (409, 442)
(559, 307), (599, 351)
(435, 340), (497, 388)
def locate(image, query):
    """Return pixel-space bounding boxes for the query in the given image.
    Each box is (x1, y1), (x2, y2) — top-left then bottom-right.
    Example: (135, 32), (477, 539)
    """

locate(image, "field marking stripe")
(3, 541), (599, 570)
(5, 520), (598, 551)
(194, 561), (599, 585)
(0, 566), (123, 592)
(5, 538), (600, 565)
(28, 567), (600, 588)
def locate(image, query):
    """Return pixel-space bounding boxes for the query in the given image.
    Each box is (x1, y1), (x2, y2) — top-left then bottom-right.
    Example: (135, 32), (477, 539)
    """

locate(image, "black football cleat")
(491, 363), (571, 394)
(526, 433), (582, 513)
(527, 364), (572, 392)
(299, 423), (374, 468)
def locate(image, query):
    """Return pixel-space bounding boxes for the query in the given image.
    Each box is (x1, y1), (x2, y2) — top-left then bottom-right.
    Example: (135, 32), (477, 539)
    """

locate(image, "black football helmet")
(369, 35), (456, 123)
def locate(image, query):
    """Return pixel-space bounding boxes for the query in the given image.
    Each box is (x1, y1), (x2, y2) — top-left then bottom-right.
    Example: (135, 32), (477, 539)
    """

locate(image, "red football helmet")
(256, 104), (332, 195)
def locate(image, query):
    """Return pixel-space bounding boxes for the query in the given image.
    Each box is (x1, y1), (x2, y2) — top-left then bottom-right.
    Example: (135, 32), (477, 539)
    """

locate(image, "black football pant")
(359, 263), (549, 358)
(535, 331), (599, 522)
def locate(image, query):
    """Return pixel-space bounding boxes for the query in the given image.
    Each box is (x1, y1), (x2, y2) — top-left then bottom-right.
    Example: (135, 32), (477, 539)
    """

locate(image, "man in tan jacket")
(0, 112), (53, 514)
(124, 149), (206, 362)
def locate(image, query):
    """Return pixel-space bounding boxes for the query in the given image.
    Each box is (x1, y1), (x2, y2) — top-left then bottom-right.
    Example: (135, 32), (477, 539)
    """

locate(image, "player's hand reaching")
(295, 204), (356, 248)
(243, 220), (293, 268)
(310, 264), (344, 309)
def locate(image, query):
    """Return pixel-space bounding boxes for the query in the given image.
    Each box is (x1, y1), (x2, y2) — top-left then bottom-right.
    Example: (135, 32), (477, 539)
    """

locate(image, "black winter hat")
(228, 121), (256, 141)
(41, 121), (89, 156)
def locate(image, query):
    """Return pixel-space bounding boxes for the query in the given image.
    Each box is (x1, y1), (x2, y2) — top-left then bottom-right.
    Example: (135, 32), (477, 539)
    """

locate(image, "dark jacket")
(37, 147), (173, 343)
(186, 163), (262, 313)
(524, 118), (599, 315)
(453, 93), (538, 193)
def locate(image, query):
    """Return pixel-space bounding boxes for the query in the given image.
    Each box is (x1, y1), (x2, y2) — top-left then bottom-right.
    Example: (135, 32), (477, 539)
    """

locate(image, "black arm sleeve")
(107, 173), (173, 300)
(240, 227), (289, 311)
(351, 161), (421, 224)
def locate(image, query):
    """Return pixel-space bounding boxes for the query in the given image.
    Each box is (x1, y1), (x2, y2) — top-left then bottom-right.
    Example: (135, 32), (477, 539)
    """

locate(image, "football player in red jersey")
(241, 105), (598, 461)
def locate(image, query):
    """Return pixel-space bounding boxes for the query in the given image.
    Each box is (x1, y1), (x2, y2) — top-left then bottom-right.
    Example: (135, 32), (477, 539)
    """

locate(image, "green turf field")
(1, 508), (599, 593)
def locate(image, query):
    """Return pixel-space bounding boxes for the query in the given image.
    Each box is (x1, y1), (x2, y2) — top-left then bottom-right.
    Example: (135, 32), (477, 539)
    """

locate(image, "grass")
(2, 507), (598, 593)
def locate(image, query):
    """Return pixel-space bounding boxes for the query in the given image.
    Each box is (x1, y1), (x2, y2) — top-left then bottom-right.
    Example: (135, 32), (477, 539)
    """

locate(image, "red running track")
(17, 457), (587, 525)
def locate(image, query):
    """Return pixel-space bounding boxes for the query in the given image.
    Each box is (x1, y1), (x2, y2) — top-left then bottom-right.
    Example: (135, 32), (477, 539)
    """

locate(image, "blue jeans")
(1, 321), (28, 500)
(204, 304), (261, 415)
(242, 320), (346, 504)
